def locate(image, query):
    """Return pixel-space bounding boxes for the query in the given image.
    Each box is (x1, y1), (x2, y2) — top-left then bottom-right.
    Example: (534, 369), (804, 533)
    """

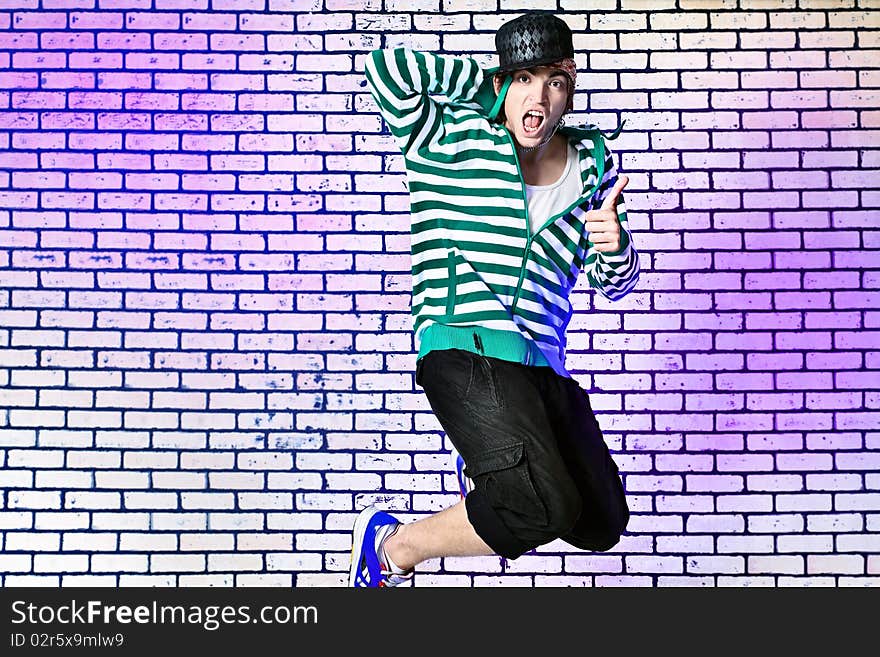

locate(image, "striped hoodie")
(364, 48), (640, 379)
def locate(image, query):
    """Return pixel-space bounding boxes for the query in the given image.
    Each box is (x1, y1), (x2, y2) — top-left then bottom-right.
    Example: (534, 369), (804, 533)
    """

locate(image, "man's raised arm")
(363, 48), (488, 148)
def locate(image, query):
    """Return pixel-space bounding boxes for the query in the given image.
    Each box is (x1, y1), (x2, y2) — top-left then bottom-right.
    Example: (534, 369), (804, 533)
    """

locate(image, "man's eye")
(518, 75), (529, 82)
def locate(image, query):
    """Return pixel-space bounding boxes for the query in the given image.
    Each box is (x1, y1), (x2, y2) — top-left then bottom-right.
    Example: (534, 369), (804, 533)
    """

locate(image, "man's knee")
(566, 490), (630, 553)
(468, 442), (581, 549)
(587, 506), (629, 552)
(488, 476), (582, 556)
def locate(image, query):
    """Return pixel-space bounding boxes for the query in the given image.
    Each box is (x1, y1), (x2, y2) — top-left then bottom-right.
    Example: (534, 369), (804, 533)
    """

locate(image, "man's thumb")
(601, 175), (629, 210)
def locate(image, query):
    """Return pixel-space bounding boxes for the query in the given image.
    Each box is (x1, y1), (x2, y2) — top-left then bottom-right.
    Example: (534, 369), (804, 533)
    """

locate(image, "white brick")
(119, 575), (177, 586)
(836, 534), (880, 552)
(777, 534), (834, 553)
(5, 532), (60, 552)
(62, 532), (118, 552)
(208, 553), (263, 571)
(777, 576), (836, 587)
(266, 513), (323, 531)
(717, 576), (776, 587)
(235, 573), (292, 587)
(0, 556), (34, 573)
(61, 575), (118, 587)
(687, 556), (745, 574)
(4, 575), (58, 585)
(808, 555), (864, 574)
(8, 491), (62, 509)
(91, 554), (148, 573)
(266, 553), (323, 571)
(93, 513), (149, 531)
(34, 554), (88, 573)
(150, 554), (205, 573)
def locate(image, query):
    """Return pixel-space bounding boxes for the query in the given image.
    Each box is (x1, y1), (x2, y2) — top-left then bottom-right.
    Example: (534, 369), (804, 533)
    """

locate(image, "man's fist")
(585, 175), (628, 254)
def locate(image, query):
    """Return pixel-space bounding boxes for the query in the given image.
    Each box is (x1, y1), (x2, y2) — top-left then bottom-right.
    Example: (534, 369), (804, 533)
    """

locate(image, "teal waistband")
(416, 323), (552, 369)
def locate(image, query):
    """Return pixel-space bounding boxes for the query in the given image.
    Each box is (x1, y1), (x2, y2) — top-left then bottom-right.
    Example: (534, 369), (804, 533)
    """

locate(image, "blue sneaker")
(450, 445), (474, 499)
(349, 505), (413, 588)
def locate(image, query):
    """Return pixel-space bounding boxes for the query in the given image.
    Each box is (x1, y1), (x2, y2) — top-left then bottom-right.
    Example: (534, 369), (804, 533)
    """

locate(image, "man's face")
(493, 66), (570, 148)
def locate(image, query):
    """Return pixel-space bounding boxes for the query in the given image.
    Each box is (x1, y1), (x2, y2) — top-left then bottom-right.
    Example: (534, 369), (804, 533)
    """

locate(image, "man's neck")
(518, 133), (568, 186)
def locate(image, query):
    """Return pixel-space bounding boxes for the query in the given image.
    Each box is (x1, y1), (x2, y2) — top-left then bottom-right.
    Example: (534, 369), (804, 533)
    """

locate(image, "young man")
(350, 12), (639, 587)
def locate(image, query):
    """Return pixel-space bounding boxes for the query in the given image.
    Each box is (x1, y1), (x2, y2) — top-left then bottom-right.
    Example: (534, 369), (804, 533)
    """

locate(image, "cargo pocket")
(464, 442), (548, 526)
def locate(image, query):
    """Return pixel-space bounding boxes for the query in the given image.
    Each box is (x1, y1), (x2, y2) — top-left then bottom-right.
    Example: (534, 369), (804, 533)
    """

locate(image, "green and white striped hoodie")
(364, 48), (640, 379)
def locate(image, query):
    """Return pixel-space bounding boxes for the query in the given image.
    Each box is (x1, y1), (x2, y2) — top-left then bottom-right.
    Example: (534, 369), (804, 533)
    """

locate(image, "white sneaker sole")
(348, 506), (376, 587)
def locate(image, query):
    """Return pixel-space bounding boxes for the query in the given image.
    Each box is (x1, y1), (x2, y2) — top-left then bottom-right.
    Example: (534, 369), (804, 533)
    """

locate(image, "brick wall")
(0, 0), (878, 586)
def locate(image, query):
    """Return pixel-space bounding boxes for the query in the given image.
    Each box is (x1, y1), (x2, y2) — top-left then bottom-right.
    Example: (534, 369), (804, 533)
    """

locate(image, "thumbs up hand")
(586, 175), (629, 254)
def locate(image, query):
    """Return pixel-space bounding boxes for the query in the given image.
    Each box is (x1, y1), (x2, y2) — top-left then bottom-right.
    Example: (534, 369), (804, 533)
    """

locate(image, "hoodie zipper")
(503, 126), (596, 315)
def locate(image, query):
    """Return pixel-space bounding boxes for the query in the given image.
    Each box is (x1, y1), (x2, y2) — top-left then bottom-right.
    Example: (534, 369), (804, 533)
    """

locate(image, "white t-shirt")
(525, 143), (581, 236)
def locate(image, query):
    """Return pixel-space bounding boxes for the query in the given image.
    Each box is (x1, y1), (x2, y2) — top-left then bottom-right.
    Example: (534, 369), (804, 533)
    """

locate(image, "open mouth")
(522, 110), (545, 135)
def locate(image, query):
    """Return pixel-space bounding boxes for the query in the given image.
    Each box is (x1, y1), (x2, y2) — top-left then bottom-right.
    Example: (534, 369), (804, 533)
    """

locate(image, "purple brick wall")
(0, 0), (878, 587)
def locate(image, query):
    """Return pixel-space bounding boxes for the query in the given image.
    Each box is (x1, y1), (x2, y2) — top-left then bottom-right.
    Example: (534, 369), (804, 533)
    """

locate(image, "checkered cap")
(495, 12), (575, 74)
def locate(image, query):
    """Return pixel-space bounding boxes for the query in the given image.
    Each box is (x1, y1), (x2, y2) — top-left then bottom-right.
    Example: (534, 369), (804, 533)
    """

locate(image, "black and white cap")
(495, 12), (575, 75)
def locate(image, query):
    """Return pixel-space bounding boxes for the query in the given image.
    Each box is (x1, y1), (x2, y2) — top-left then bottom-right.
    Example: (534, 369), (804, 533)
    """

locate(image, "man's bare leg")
(383, 500), (496, 571)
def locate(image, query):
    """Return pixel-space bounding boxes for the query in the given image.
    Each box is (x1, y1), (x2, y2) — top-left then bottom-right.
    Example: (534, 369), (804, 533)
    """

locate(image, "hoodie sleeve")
(363, 48), (490, 151)
(583, 142), (641, 301)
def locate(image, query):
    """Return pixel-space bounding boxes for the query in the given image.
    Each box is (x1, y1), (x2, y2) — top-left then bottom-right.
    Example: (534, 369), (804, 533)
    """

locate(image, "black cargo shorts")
(416, 347), (629, 560)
